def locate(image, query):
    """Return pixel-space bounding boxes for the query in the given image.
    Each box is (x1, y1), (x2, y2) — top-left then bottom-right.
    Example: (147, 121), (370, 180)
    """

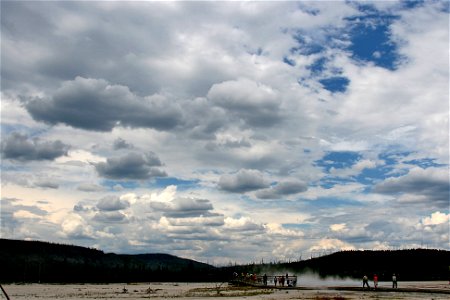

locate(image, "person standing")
(362, 275), (370, 289)
(392, 273), (397, 288)
(373, 274), (378, 289)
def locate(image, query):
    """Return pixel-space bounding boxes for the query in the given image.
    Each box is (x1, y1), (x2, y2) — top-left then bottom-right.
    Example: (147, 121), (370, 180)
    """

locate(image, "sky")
(1, 0), (449, 265)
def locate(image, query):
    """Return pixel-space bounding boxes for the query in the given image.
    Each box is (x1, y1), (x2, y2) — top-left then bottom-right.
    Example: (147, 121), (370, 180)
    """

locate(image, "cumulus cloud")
(330, 223), (346, 232)
(1, 1), (448, 262)
(421, 211), (449, 226)
(95, 151), (167, 180)
(113, 138), (134, 150)
(207, 78), (283, 127)
(224, 216), (264, 232)
(218, 169), (270, 193)
(151, 197), (215, 218)
(93, 211), (128, 223)
(1, 132), (69, 161)
(33, 179), (59, 189)
(264, 223), (304, 237)
(329, 159), (379, 178)
(255, 180), (308, 199)
(61, 214), (95, 239)
(373, 167), (449, 207)
(25, 77), (183, 132)
(310, 238), (356, 251)
(77, 183), (105, 192)
(96, 195), (130, 211)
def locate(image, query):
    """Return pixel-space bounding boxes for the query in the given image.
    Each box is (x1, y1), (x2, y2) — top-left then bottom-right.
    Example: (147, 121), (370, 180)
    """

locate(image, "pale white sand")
(1, 281), (449, 299)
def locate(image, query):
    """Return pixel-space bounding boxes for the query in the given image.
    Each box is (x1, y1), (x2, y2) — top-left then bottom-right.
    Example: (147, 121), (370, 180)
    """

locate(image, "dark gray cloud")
(1, 199), (22, 236)
(93, 211), (128, 223)
(183, 98), (228, 140)
(218, 169), (270, 193)
(151, 197), (215, 218)
(95, 151), (167, 180)
(34, 179), (59, 189)
(25, 77), (183, 132)
(74, 203), (91, 212)
(373, 167), (449, 207)
(96, 196), (130, 211)
(207, 78), (283, 127)
(255, 180), (308, 199)
(1, 132), (69, 161)
(76, 183), (105, 192)
(113, 138), (134, 150)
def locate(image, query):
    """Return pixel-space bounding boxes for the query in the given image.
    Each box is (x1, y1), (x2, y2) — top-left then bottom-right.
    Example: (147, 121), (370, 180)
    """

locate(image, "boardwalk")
(230, 274), (298, 288)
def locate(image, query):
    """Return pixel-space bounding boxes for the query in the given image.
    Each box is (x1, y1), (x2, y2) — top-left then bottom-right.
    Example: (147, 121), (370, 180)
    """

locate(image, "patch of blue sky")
(403, 158), (447, 169)
(153, 177), (199, 190)
(379, 150), (412, 165)
(378, 147), (421, 167)
(355, 165), (394, 186)
(307, 57), (327, 75)
(283, 56), (296, 66)
(314, 150), (414, 189)
(282, 223), (312, 230)
(319, 76), (350, 93)
(440, 1), (450, 13)
(345, 8), (402, 70)
(400, 0), (425, 9)
(317, 177), (355, 189)
(315, 151), (362, 172)
(1, 124), (47, 138)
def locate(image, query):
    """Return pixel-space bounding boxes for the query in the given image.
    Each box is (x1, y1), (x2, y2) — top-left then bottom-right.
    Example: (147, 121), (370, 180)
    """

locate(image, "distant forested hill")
(225, 249), (450, 281)
(0, 239), (216, 283)
(1, 239), (448, 283)
(289, 249), (450, 281)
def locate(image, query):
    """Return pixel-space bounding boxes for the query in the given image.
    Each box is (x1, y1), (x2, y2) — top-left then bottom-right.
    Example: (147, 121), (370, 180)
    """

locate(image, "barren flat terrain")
(1, 281), (449, 300)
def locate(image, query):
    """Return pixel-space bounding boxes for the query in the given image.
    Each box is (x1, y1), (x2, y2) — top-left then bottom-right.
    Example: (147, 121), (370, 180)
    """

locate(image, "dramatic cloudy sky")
(1, 1), (449, 264)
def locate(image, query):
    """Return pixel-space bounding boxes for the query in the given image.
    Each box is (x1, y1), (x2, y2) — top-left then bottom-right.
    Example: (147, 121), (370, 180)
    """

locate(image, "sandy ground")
(1, 281), (449, 300)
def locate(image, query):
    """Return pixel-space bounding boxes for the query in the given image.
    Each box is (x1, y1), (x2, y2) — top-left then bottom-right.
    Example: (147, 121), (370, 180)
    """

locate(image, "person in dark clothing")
(362, 275), (370, 289)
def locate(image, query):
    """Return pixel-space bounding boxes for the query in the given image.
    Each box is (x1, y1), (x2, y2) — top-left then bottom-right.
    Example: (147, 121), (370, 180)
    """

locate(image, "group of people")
(362, 273), (398, 289)
(232, 272), (297, 287)
(273, 273), (296, 287)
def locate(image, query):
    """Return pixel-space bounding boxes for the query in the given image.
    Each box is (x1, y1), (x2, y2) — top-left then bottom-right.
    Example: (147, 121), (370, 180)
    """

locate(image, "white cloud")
(1, 1), (448, 262)
(265, 223), (304, 237)
(330, 223), (346, 232)
(374, 167), (449, 207)
(310, 238), (356, 251)
(421, 211), (449, 226)
(61, 214), (95, 239)
(329, 158), (380, 178)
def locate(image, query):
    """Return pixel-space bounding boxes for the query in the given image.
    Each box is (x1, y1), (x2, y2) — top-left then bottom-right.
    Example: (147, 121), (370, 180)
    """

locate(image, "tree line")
(1, 239), (448, 283)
